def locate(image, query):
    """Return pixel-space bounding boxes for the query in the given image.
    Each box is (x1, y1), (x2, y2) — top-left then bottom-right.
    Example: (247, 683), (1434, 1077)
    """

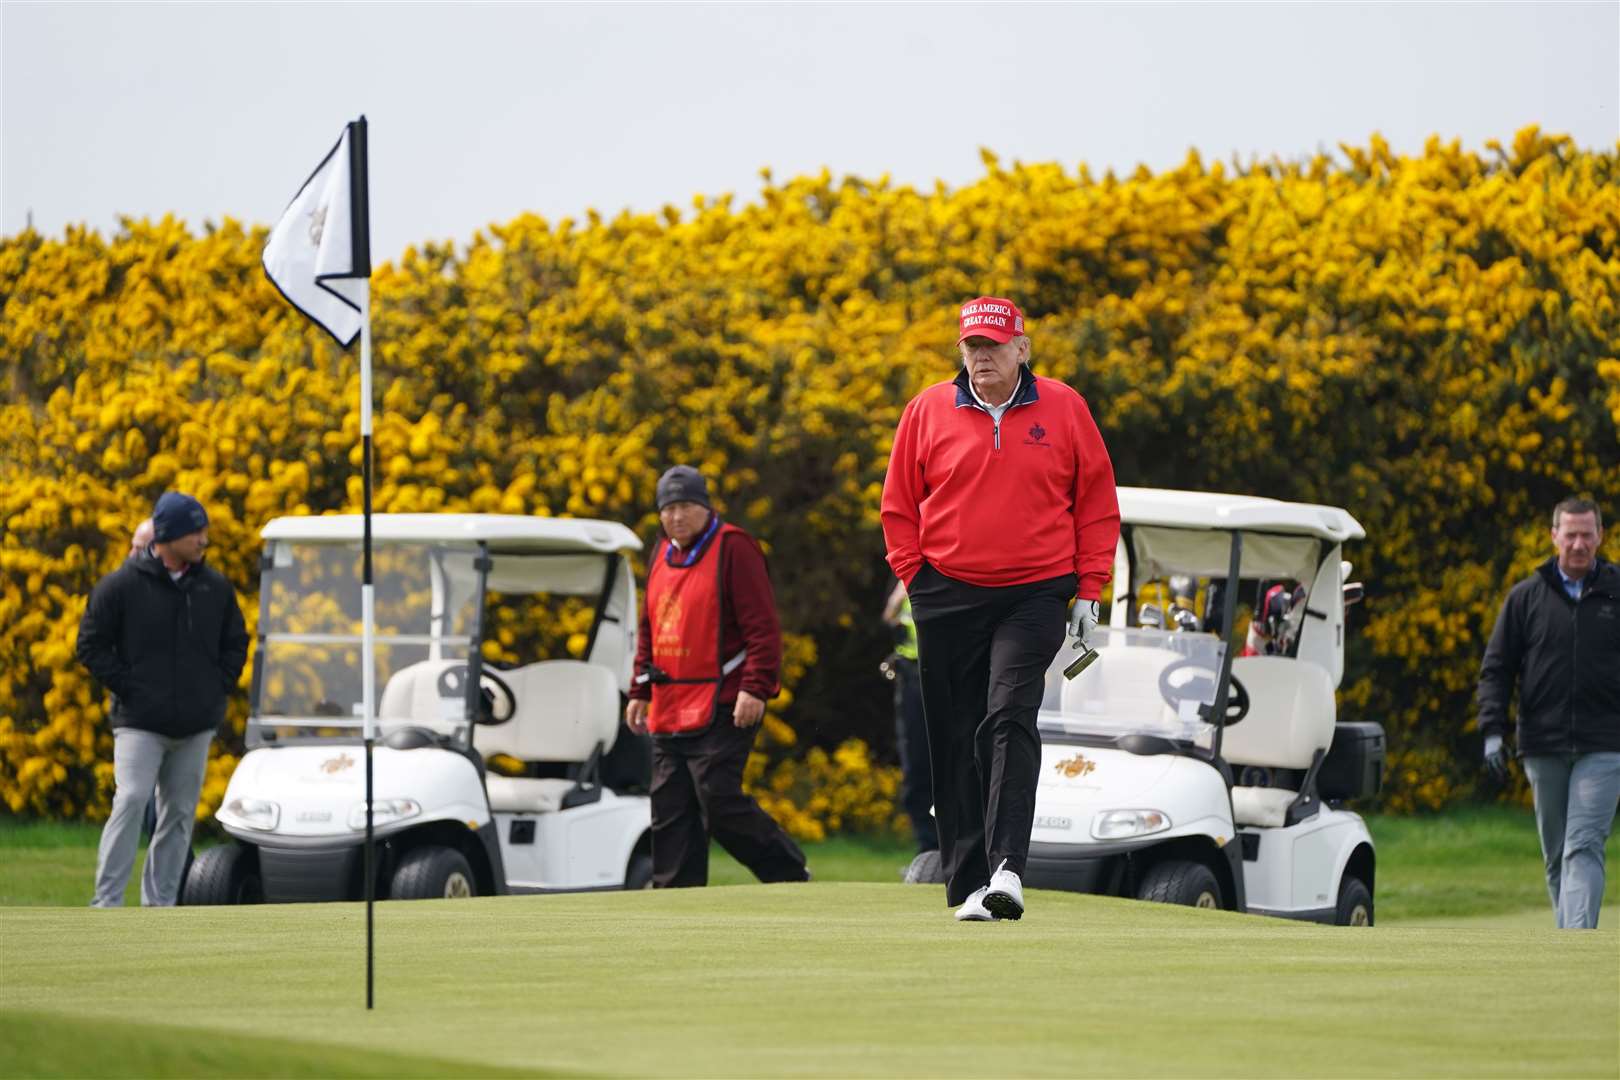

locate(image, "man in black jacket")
(1477, 497), (1620, 929)
(77, 492), (249, 907)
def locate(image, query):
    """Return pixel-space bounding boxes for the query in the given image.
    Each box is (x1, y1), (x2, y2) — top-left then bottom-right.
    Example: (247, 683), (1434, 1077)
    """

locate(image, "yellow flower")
(1, 127), (1614, 821)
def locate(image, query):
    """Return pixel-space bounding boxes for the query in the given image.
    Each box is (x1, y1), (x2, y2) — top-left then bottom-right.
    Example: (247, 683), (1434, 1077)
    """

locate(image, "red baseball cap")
(957, 296), (1026, 345)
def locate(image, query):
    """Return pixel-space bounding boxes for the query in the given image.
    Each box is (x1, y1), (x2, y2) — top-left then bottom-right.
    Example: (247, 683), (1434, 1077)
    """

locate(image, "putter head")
(1063, 644), (1099, 680)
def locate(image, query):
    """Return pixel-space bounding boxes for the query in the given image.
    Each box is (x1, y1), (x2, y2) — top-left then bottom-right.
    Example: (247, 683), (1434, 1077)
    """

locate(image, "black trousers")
(650, 713), (809, 888)
(908, 564), (1075, 906)
(893, 657), (938, 852)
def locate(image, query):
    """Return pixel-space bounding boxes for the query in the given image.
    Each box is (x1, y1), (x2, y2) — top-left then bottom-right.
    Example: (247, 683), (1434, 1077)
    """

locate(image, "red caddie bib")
(643, 521), (747, 735)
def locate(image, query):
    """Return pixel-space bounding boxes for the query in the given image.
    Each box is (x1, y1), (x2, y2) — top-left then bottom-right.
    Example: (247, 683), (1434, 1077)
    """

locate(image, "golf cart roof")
(260, 514), (643, 554)
(1119, 488), (1364, 543)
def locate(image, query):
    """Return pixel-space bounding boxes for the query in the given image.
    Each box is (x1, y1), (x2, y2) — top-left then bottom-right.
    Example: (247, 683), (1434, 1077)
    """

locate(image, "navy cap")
(655, 465), (711, 511)
(151, 492), (209, 543)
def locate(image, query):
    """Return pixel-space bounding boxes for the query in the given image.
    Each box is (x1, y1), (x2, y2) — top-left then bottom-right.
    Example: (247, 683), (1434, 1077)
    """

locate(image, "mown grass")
(0, 1010), (546, 1079)
(1, 883), (1615, 1079)
(0, 820), (917, 909)
(1358, 807), (1620, 921)
(5, 808), (1614, 924)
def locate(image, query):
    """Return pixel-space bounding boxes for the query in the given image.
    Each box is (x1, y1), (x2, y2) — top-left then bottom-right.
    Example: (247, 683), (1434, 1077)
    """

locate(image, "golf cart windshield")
(246, 511), (644, 755)
(1039, 490), (1366, 749)
(1038, 626), (1228, 744)
(249, 541), (485, 746)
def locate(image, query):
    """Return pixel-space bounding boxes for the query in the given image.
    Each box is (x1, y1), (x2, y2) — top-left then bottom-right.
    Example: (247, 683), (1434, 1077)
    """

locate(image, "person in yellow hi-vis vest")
(625, 465), (810, 888)
(884, 580), (938, 856)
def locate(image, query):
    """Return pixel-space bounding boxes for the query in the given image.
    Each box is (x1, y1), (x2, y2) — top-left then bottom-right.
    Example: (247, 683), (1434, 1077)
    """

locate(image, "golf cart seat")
(1225, 657), (1335, 827)
(378, 658), (474, 735)
(477, 660), (621, 814)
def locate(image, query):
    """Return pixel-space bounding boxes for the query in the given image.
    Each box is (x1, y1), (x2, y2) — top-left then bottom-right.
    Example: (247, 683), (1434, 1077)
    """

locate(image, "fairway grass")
(8, 810), (1618, 919)
(3, 884), (1616, 1078)
(0, 1010), (547, 1079)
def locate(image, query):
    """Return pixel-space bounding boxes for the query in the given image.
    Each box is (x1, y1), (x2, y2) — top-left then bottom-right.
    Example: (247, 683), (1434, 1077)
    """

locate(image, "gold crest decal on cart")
(1053, 753), (1096, 778)
(320, 752), (356, 774)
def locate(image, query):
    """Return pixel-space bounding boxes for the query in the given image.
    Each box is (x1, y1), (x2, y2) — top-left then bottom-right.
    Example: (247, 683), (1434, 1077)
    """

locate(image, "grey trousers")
(92, 727), (213, 907)
(1522, 751), (1620, 930)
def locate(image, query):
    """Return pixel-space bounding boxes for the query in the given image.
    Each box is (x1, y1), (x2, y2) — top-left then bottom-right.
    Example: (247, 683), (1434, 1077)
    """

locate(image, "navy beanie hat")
(151, 492), (209, 542)
(655, 465), (711, 510)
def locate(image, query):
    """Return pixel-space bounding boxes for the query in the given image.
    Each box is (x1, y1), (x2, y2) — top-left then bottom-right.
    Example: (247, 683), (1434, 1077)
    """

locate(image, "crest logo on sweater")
(1024, 422), (1050, 448)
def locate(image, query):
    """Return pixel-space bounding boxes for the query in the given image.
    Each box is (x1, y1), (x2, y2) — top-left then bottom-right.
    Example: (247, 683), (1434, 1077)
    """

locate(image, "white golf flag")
(263, 117), (371, 347)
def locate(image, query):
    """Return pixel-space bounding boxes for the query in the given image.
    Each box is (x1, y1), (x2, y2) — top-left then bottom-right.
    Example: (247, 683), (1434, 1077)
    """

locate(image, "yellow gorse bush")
(2, 128), (1616, 831)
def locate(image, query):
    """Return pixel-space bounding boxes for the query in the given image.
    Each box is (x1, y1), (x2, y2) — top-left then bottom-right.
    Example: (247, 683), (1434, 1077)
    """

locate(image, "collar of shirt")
(965, 371), (1020, 413)
(953, 365), (1038, 411)
(664, 514), (722, 568)
(1557, 565), (1589, 601)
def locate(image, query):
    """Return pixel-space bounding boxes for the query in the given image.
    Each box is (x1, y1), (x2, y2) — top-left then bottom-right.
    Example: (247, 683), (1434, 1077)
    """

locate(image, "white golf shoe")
(953, 885), (997, 922)
(982, 860), (1024, 921)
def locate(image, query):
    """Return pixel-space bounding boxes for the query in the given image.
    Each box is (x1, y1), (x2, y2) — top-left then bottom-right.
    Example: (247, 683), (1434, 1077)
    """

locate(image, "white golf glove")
(1068, 599), (1100, 647)
(1483, 733), (1510, 783)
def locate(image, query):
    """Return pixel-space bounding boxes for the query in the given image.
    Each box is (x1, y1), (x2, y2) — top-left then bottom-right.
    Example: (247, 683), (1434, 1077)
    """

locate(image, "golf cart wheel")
(391, 845), (476, 900)
(181, 843), (263, 906)
(902, 849), (947, 885)
(1335, 875), (1374, 927)
(1137, 859), (1223, 910)
(624, 852), (654, 890)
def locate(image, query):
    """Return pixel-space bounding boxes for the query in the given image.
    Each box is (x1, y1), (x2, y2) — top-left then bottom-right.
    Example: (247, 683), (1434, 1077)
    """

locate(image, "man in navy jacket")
(78, 493), (248, 907)
(1478, 497), (1620, 928)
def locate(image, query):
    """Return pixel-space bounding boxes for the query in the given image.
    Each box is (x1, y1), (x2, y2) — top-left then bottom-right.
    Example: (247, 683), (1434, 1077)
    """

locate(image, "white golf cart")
(1024, 487), (1384, 924)
(183, 514), (653, 904)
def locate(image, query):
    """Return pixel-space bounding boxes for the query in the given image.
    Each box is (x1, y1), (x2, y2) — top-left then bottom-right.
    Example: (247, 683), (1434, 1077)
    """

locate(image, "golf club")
(1063, 640), (1099, 679)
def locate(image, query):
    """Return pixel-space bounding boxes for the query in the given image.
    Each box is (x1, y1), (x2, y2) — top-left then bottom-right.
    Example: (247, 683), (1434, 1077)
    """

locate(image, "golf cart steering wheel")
(1157, 660), (1250, 725)
(435, 664), (517, 726)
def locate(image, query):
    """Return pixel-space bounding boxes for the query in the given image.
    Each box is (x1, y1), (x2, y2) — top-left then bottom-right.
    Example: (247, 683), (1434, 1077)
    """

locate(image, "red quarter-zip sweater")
(881, 366), (1120, 598)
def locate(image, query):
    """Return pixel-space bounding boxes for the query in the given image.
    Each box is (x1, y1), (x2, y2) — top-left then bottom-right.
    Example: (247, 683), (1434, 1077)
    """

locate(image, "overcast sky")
(2, 2), (1616, 264)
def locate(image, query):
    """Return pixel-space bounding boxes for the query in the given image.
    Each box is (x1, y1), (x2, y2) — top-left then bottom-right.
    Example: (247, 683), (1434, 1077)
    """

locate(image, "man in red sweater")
(882, 297), (1120, 921)
(626, 465), (810, 888)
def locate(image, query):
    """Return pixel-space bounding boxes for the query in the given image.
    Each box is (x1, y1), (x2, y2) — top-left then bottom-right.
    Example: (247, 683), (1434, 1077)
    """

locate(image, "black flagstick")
(346, 115), (376, 1012)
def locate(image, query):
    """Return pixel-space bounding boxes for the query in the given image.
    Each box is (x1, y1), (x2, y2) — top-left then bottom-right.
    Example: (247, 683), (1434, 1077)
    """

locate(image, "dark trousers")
(909, 564), (1074, 906)
(650, 713), (810, 888)
(893, 658), (938, 852)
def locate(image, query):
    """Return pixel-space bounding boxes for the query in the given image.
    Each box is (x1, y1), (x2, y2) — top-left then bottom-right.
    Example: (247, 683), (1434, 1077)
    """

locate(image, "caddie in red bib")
(644, 514), (750, 734)
(625, 465), (810, 888)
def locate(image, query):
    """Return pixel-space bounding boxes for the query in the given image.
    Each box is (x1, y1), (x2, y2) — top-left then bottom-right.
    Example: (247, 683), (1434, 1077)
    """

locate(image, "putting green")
(2, 883), (1616, 1078)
